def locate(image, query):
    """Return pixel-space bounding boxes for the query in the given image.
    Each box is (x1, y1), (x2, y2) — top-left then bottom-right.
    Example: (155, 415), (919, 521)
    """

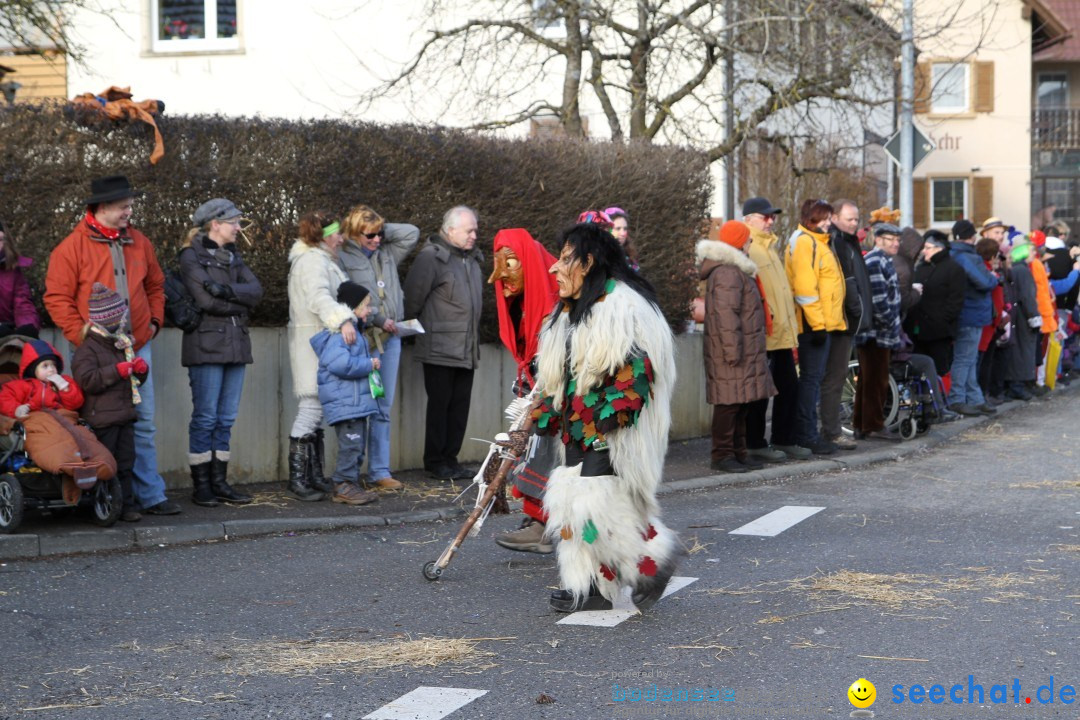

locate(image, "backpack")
(163, 250), (202, 332)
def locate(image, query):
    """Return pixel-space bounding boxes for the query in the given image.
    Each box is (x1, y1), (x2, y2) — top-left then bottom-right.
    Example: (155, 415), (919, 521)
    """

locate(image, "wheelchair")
(840, 358), (936, 440)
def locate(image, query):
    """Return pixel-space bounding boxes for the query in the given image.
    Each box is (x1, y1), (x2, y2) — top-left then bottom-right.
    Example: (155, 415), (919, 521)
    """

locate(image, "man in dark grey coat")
(403, 206), (483, 480)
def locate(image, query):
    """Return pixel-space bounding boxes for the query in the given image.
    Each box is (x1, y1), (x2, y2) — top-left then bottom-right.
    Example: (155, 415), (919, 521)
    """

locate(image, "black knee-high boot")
(210, 454), (253, 504)
(309, 428), (334, 493)
(287, 435), (323, 501)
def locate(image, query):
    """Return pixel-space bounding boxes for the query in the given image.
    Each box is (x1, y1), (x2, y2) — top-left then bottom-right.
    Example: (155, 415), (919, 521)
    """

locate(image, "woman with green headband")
(285, 211), (357, 501)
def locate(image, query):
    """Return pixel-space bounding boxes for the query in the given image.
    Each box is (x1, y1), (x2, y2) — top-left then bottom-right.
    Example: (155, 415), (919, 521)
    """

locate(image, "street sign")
(883, 127), (935, 169)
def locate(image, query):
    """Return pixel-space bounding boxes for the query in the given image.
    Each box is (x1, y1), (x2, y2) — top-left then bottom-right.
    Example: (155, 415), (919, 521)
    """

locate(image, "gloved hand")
(808, 329), (828, 347)
(204, 281), (236, 300)
(1028, 315), (1043, 329)
(45, 374), (70, 391)
(14, 324), (38, 338)
(0, 323), (14, 337)
(116, 361), (135, 379)
(132, 357), (149, 375)
(14, 404), (30, 418)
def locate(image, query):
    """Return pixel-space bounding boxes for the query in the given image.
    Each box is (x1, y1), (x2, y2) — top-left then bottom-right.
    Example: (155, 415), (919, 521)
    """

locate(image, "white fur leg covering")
(544, 465), (679, 604)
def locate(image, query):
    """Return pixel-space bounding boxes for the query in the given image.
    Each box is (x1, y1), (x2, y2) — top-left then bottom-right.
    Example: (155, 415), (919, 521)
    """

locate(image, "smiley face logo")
(848, 678), (876, 708)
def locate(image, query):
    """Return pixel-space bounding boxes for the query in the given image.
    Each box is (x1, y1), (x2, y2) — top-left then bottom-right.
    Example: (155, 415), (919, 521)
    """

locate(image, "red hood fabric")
(492, 229), (558, 386)
(19, 339), (64, 378)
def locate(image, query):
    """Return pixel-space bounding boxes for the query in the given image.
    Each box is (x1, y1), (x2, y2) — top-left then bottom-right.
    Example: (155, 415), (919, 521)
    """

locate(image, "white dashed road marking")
(363, 686), (487, 720)
(728, 505), (826, 537)
(557, 576), (699, 627)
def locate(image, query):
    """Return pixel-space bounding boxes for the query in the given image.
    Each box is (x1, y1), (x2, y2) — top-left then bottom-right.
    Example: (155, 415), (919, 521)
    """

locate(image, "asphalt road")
(1, 396), (1078, 720)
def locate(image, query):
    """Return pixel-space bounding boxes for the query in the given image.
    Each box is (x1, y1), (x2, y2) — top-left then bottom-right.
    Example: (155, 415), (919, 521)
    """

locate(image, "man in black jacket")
(820, 199), (872, 450)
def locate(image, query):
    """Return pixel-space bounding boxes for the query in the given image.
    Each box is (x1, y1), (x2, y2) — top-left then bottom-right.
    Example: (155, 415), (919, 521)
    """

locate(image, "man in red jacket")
(43, 175), (179, 515)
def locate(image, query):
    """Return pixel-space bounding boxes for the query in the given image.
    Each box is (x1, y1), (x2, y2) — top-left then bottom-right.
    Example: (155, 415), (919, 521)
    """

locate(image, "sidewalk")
(0, 388), (1067, 560)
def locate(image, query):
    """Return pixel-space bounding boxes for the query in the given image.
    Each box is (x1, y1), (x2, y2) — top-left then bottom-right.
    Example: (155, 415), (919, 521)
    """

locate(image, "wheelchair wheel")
(89, 476), (123, 527)
(0, 473), (24, 534)
(842, 360), (901, 433)
(899, 417), (919, 441)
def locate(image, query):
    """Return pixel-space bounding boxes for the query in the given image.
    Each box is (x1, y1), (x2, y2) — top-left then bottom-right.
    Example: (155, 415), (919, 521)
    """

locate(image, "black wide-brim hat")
(84, 175), (142, 205)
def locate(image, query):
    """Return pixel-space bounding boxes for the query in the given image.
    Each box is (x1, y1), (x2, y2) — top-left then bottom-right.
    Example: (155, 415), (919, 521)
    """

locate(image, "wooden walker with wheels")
(422, 394), (538, 581)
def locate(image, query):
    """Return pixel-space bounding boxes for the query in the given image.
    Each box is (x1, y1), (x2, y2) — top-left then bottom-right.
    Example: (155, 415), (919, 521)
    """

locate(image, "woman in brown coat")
(698, 221), (777, 473)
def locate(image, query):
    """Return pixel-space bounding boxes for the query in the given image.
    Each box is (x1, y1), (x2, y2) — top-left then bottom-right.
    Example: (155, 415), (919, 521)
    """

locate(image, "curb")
(0, 388), (1064, 561)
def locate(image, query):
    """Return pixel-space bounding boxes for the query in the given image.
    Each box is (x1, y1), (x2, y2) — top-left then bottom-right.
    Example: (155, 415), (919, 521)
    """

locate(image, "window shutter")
(914, 62), (931, 114)
(913, 178), (929, 227)
(974, 62), (994, 113)
(973, 177), (993, 223)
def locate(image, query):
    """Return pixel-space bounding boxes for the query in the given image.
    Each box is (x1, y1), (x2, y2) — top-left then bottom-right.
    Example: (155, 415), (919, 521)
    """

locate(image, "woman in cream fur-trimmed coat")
(285, 213), (356, 500)
(534, 223), (679, 612)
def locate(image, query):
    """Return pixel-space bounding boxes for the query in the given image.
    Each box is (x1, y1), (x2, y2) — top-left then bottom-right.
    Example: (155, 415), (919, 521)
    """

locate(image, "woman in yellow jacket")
(784, 199), (847, 454)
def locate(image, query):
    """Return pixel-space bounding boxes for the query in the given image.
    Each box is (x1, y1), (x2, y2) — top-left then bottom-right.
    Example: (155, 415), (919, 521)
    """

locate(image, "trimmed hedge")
(0, 105), (711, 340)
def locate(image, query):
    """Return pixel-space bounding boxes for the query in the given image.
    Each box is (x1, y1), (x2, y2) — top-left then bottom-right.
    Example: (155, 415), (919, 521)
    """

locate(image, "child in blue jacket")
(310, 281), (381, 506)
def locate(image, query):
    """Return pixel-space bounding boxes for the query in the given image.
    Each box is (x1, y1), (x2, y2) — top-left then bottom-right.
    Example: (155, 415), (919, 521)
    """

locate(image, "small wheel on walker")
(422, 561), (443, 581)
(899, 417), (918, 440)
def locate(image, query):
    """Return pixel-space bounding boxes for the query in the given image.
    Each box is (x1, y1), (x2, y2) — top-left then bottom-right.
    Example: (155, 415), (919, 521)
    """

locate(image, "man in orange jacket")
(43, 175), (179, 515)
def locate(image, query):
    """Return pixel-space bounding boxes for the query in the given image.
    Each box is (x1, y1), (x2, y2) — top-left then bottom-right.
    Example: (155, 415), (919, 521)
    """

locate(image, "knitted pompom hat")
(88, 282), (128, 331)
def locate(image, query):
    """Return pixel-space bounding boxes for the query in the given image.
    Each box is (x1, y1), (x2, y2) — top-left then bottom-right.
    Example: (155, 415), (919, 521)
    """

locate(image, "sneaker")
(144, 500), (181, 515)
(950, 403), (984, 416)
(1005, 387), (1033, 401)
(934, 409), (961, 423)
(120, 509), (142, 523)
(710, 457), (749, 474)
(747, 446), (787, 462)
(773, 444), (812, 459)
(986, 394), (1005, 406)
(977, 404), (997, 415)
(369, 477), (403, 491)
(826, 434), (857, 451)
(805, 440), (837, 455)
(1029, 383), (1050, 397)
(332, 483), (378, 506)
(495, 518), (554, 554)
(736, 455), (765, 469)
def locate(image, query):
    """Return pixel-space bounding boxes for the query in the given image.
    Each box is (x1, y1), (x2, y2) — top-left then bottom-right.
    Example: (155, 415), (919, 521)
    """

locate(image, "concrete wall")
(42, 328), (712, 487)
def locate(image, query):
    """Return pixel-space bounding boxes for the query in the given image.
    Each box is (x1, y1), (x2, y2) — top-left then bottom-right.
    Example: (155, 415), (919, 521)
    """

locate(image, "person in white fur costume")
(534, 222), (681, 613)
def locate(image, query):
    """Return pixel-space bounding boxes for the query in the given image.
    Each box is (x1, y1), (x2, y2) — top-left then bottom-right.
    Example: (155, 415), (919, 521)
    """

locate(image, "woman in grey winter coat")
(179, 198), (263, 507)
(339, 205), (419, 491)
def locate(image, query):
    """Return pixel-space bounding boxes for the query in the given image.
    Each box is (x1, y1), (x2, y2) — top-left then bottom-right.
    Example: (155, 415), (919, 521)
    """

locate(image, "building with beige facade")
(910, 0), (1072, 232)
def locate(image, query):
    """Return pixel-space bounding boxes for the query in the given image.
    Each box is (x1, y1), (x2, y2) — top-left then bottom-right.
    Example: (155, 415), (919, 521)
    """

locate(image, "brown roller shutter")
(913, 178), (929, 228)
(974, 62), (994, 113)
(973, 176), (993, 223)
(914, 62), (931, 114)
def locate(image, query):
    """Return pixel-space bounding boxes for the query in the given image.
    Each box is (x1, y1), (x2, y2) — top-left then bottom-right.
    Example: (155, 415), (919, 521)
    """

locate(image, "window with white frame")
(152, 0), (238, 52)
(931, 62), (969, 114)
(931, 178), (967, 225)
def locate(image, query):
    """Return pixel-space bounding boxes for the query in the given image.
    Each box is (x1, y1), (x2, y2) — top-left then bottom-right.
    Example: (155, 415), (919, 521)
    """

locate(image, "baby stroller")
(0, 336), (122, 533)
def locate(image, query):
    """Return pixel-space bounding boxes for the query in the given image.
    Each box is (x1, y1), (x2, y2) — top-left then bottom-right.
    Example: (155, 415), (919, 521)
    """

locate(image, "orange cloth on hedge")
(71, 86), (165, 165)
(1030, 259), (1059, 334)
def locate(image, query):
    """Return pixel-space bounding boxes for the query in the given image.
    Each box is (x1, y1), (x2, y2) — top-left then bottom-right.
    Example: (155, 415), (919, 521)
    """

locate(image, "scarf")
(753, 275), (774, 337)
(90, 323), (141, 405)
(84, 210), (124, 241)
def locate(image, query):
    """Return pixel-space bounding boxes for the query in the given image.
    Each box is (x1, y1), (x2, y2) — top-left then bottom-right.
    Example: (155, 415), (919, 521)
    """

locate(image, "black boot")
(287, 435), (323, 501)
(190, 462), (219, 507)
(210, 455), (252, 504)
(309, 428), (334, 494)
(549, 584), (613, 613)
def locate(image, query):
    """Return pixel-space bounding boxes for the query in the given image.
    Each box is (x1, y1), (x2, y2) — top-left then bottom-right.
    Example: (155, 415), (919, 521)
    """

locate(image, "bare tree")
(356, 0), (1001, 167)
(0, 0), (107, 61)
